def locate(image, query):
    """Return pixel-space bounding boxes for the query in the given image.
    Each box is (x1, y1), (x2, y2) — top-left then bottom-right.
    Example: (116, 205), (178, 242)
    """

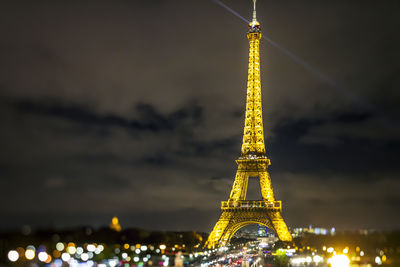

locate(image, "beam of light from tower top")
(211, 0), (400, 131)
(213, 0), (367, 107)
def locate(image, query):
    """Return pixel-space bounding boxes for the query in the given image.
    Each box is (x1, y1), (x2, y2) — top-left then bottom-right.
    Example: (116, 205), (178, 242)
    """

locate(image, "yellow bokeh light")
(25, 249), (35, 260)
(67, 246), (77, 255)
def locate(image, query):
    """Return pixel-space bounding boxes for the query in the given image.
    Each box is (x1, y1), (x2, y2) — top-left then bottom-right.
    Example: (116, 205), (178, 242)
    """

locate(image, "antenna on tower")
(252, 0), (257, 23)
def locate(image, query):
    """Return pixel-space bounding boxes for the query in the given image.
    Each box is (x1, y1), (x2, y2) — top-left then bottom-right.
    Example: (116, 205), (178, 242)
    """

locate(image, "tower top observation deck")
(248, 0), (261, 32)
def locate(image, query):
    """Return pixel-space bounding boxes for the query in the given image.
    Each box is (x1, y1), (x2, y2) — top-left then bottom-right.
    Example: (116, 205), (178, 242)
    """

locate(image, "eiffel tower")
(205, 0), (292, 248)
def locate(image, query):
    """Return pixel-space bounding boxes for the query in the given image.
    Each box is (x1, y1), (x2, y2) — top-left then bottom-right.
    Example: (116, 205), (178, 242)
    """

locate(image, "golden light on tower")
(110, 216), (122, 232)
(205, 0), (292, 248)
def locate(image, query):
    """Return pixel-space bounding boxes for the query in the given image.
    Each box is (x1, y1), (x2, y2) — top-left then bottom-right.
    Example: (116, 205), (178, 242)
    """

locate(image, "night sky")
(0, 1), (399, 232)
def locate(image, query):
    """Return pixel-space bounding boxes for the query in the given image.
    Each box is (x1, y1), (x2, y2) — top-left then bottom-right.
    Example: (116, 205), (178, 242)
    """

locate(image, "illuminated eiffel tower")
(205, 0), (292, 248)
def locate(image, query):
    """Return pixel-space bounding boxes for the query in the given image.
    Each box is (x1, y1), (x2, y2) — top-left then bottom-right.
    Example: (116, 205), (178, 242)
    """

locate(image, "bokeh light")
(8, 250), (19, 262)
(329, 254), (350, 267)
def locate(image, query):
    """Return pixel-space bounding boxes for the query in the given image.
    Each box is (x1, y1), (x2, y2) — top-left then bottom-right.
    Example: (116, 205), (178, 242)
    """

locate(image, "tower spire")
(252, 0), (257, 23)
(241, 0), (263, 157)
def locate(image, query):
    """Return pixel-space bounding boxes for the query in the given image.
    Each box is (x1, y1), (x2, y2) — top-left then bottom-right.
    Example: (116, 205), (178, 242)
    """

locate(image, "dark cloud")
(13, 98), (204, 133)
(0, 0), (399, 232)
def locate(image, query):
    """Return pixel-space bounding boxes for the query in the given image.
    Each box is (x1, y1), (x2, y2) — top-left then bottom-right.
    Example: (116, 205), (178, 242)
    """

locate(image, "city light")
(67, 246), (77, 254)
(61, 252), (70, 262)
(56, 242), (65, 251)
(159, 244), (166, 250)
(7, 250), (19, 262)
(81, 253), (89, 261)
(38, 251), (48, 262)
(76, 247), (84, 254)
(313, 255), (323, 263)
(329, 254), (350, 267)
(25, 249), (35, 260)
(109, 259), (117, 267)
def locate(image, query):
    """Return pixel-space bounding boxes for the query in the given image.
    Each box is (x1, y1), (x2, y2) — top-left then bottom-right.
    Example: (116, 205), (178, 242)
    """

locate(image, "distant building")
(110, 216), (121, 232)
(292, 226), (335, 237)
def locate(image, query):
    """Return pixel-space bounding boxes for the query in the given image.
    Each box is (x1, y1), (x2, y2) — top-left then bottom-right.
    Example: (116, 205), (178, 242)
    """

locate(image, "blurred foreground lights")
(67, 246), (77, 254)
(108, 260), (117, 267)
(329, 254), (350, 267)
(313, 255), (323, 263)
(159, 244), (166, 250)
(87, 244), (96, 252)
(56, 242), (65, 251)
(38, 251), (48, 262)
(8, 250), (19, 262)
(61, 252), (70, 262)
(25, 249), (36, 260)
(80, 253), (89, 261)
(141, 245), (148, 251)
(54, 259), (63, 267)
(86, 244), (96, 252)
(133, 256), (139, 262)
(327, 247), (334, 253)
(76, 247), (84, 254)
(46, 255), (52, 263)
(375, 256), (382, 265)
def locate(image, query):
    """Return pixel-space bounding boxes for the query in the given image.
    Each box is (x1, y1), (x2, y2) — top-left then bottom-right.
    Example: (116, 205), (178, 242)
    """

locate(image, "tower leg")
(259, 171), (275, 201)
(269, 211), (292, 242)
(229, 171), (248, 201)
(205, 212), (231, 248)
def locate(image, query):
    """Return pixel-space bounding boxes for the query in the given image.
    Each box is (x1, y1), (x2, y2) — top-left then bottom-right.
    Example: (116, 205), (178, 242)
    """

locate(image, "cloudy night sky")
(0, 1), (399, 232)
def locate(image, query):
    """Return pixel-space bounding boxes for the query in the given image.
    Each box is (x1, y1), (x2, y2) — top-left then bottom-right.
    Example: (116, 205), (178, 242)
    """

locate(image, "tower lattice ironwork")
(205, 0), (292, 248)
